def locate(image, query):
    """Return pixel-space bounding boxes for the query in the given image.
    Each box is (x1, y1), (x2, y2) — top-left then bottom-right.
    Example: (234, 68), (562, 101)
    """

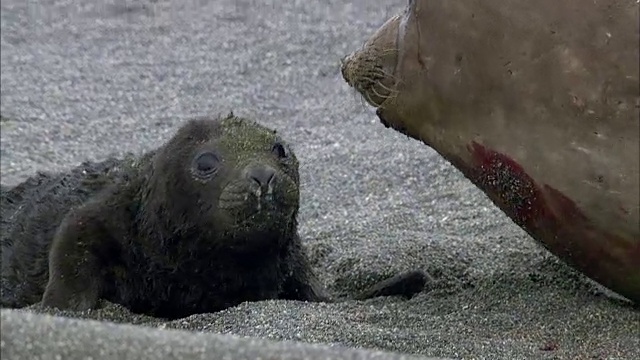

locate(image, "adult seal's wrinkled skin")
(0, 114), (427, 319)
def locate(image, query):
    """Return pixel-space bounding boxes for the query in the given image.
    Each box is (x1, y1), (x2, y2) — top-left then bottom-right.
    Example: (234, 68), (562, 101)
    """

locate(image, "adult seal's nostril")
(246, 165), (277, 197)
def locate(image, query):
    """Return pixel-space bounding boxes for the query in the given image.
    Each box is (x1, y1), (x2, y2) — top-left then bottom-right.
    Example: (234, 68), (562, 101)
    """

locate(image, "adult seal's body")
(1, 114), (426, 319)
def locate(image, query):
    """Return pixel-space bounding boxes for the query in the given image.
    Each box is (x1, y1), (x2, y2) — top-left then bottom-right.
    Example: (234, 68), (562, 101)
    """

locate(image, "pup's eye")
(194, 152), (219, 175)
(272, 142), (288, 159)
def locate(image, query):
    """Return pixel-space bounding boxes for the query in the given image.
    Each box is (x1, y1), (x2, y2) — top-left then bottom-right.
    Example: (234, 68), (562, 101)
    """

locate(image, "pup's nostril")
(247, 166), (276, 190)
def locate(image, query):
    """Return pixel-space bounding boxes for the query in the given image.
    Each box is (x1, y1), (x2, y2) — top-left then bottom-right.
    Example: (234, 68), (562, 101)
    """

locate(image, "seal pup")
(1, 113), (426, 319)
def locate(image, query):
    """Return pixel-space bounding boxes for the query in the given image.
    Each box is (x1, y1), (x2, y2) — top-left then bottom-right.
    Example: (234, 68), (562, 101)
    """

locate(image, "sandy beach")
(1, 0), (638, 359)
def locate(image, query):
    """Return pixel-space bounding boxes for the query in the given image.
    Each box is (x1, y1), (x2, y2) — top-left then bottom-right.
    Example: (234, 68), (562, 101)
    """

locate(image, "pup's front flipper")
(280, 239), (332, 303)
(353, 270), (430, 301)
(41, 207), (110, 312)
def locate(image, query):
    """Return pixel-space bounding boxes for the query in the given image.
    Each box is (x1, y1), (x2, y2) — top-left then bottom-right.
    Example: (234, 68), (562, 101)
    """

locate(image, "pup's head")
(141, 113), (300, 250)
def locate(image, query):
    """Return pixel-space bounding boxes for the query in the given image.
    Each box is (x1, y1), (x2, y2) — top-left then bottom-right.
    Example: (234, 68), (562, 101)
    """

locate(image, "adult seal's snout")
(245, 164), (277, 198)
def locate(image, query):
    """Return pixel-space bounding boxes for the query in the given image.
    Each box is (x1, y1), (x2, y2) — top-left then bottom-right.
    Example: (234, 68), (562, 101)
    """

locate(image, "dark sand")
(1, 0), (639, 359)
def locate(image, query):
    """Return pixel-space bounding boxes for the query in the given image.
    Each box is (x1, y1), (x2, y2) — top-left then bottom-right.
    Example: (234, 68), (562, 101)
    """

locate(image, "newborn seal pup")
(1, 113), (426, 319)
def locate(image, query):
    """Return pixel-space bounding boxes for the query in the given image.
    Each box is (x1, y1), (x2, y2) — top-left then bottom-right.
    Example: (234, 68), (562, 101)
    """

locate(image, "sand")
(1, 0), (638, 359)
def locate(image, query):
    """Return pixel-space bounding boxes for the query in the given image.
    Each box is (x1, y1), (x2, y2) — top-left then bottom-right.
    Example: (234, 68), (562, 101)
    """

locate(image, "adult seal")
(1, 113), (427, 319)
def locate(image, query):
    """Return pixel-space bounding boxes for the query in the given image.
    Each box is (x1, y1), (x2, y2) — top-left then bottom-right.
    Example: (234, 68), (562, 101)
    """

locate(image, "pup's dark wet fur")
(1, 114), (427, 320)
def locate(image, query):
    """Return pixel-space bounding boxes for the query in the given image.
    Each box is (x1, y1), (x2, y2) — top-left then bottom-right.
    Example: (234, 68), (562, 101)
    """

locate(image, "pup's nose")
(246, 165), (276, 194)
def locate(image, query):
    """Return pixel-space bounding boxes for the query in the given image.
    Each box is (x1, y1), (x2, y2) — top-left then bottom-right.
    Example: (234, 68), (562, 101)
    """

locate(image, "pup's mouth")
(218, 186), (296, 231)
(245, 178), (277, 212)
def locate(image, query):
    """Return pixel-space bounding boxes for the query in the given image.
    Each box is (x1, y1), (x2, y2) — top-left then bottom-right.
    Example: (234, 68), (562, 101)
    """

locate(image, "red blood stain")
(452, 141), (640, 302)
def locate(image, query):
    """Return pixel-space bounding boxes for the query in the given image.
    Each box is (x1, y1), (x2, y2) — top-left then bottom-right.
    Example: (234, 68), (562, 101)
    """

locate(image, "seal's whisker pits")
(359, 76), (399, 96)
(369, 68), (399, 83)
(377, 47), (399, 56)
(369, 85), (397, 102)
(361, 89), (386, 108)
